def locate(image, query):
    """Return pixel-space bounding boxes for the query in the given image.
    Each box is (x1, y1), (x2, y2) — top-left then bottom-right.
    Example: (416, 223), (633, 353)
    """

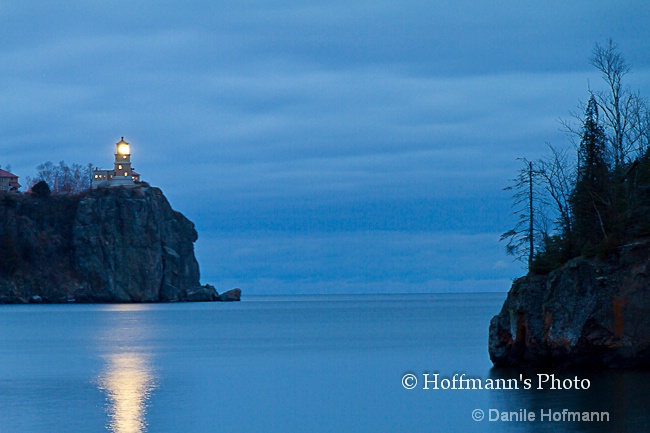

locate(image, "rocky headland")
(0, 186), (235, 303)
(489, 240), (650, 368)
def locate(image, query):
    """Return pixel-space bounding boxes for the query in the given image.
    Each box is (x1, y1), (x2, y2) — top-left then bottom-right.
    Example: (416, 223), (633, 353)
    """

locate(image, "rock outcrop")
(216, 288), (241, 302)
(489, 240), (650, 368)
(0, 186), (217, 302)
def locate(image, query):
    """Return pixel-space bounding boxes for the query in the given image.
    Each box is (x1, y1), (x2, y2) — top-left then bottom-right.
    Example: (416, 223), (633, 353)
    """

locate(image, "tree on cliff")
(501, 159), (539, 267)
(503, 148), (577, 273)
(31, 180), (51, 197)
(589, 39), (643, 167)
(571, 96), (611, 253)
(27, 161), (94, 195)
(536, 145), (574, 239)
(504, 40), (650, 273)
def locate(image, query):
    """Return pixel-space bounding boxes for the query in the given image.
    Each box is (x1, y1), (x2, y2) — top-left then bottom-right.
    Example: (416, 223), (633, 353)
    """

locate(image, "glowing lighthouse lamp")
(113, 137), (133, 182)
(117, 139), (130, 157)
(91, 137), (141, 188)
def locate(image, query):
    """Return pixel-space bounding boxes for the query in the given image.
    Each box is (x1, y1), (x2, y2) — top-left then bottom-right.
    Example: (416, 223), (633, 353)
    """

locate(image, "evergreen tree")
(571, 96), (610, 253)
(31, 180), (52, 197)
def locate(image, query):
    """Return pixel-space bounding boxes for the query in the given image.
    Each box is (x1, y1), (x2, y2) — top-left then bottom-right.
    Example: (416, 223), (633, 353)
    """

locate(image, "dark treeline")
(502, 40), (650, 274)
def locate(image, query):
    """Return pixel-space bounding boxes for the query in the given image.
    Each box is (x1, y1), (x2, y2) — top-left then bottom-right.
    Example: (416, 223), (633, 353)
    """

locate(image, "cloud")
(1, 1), (650, 293)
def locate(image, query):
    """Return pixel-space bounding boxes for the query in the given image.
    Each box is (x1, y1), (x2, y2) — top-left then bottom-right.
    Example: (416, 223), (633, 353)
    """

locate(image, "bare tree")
(589, 39), (640, 168)
(627, 92), (650, 156)
(29, 161), (94, 195)
(501, 158), (537, 267)
(560, 40), (647, 167)
(536, 144), (575, 238)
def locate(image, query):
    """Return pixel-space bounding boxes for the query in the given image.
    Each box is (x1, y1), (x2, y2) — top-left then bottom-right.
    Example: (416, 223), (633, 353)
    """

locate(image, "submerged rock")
(489, 240), (650, 368)
(0, 186), (212, 303)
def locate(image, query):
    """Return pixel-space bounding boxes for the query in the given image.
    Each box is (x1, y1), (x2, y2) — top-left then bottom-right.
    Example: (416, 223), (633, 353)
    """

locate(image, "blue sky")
(2, 1), (650, 294)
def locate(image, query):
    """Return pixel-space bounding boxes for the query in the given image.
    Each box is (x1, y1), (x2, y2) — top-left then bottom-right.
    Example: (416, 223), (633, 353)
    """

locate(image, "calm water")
(0, 293), (648, 433)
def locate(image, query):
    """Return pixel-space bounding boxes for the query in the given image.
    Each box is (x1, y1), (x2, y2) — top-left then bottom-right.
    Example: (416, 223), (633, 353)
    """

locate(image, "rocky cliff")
(489, 240), (650, 368)
(0, 186), (217, 302)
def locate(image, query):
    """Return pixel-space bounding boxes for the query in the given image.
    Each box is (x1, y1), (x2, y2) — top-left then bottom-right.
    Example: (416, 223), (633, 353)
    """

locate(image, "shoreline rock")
(489, 240), (650, 369)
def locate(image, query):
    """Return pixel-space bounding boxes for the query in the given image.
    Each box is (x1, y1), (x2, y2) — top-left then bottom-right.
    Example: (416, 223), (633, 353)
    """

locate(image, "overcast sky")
(2, 1), (650, 294)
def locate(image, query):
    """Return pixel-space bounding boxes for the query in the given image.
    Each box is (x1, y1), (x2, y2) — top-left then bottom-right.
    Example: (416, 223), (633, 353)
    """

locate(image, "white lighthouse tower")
(110, 137), (135, 186)
(91, 137), (141, 188)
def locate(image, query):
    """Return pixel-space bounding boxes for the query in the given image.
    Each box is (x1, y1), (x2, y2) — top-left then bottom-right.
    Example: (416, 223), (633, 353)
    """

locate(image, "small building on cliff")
(91, 137), (141, 188)
(0, 169), (21, 192)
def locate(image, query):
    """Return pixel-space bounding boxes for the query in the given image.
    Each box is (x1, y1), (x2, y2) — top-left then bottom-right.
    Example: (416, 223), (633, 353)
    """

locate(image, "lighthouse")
(91, 137), (141, 188)
(111, 137), (135, 185)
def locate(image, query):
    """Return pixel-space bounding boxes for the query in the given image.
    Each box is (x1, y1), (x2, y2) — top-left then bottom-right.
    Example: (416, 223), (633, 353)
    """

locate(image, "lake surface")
(0, 293), (648, 432)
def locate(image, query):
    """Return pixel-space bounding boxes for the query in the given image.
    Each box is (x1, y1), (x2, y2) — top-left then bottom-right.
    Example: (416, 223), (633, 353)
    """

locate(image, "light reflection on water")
(100, 304), (157, 313)
(96, 304), (156, 433)
(98, 353), (156, 433)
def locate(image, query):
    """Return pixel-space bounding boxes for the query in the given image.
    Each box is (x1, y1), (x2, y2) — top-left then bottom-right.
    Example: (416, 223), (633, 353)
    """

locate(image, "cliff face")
(0, 186), (210, 302)
(489, 241), (650, 368)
